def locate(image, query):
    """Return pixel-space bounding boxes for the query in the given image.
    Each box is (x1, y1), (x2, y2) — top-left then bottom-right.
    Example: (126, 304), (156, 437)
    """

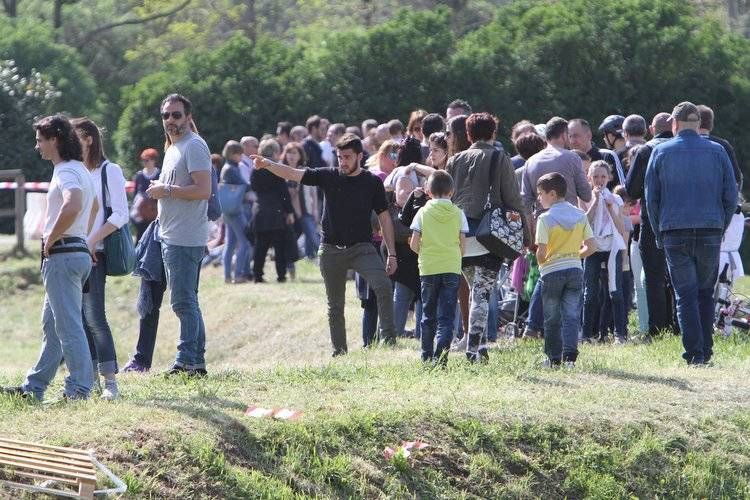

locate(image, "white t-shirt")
(320, 140), (334, 167)
(44, 160), (96, 240)
(90, 161), (129, 250)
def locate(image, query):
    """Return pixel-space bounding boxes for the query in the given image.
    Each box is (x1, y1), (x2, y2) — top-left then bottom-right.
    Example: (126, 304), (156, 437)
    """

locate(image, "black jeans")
(639, 224), (676, 336)
(253, 229), (287, 280)
(133, 276), (167, 368)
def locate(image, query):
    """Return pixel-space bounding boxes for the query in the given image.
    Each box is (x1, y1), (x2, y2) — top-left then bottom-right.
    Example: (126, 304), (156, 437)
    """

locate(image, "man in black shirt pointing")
(252, 133), (398, 356)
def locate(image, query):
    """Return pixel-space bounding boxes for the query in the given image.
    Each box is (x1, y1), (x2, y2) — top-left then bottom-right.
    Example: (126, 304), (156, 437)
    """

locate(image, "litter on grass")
(383, 440), (430, 460)
(245, 406), (302, 421)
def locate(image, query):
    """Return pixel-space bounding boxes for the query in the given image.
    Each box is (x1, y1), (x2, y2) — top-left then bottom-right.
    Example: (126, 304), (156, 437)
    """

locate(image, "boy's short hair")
(427, 170), (454, 197)
(536, 172), (567, 198)
(259, 138), (281, 158)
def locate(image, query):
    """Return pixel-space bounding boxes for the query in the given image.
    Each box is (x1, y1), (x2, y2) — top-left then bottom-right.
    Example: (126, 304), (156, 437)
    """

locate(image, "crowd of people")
(1, 92), (743, 402)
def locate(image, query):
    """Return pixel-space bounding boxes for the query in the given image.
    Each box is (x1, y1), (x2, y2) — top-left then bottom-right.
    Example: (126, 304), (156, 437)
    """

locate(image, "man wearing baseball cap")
(645, 101), (737, 365)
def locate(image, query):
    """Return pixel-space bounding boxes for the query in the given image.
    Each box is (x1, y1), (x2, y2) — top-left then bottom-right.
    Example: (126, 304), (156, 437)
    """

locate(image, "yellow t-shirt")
(535, 201), (593, 276)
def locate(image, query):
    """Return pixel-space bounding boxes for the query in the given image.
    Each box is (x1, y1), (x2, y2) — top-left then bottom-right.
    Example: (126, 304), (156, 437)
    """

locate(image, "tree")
(450, 0), (750, 160)
(115, 34), (299, 173)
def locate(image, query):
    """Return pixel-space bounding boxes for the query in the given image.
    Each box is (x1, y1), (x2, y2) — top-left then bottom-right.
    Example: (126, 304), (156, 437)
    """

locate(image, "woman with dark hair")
(447, 112), (530, 362)
(447, 115), (470, 159)
(71, 117), (128, 400)
(220, 140), (252, 284)
(4, 115), (98, 401)
(382, 136), (425, 338)
(282, 142), (317, 259)
(131, 148), (161, 243)
(407, 109), (428, 143)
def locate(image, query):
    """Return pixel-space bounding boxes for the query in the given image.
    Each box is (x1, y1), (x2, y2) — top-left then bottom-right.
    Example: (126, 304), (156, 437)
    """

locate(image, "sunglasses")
(161, 111), (183, 120)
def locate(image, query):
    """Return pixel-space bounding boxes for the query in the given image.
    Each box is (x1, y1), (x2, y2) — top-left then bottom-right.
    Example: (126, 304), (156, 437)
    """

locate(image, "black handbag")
(101, 161), (136, 276)
(475, 150), (524, 260)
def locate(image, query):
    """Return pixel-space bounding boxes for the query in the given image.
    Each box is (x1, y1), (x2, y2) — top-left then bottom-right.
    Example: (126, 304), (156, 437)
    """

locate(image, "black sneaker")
(276, 276), (287, 283)
(2, 386), (34, 400)
(163, 365), (207, 378)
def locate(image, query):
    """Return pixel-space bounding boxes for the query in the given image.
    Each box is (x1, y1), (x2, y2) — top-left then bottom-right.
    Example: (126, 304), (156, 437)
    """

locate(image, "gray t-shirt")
(158, 131), (211, 246)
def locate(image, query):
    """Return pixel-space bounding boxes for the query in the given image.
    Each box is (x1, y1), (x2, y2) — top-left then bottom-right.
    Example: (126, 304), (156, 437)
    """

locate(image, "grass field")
(1, 248), (750, 498)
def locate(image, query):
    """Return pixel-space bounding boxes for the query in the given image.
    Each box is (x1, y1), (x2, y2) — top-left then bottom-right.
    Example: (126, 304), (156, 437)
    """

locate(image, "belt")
(41, 237), (89, 261)
(51, 236), (86, 247)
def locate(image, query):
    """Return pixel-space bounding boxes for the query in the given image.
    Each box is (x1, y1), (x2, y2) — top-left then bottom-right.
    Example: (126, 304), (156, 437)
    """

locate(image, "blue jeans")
(223, 212), (251, 281)
(420, 273), (460, 363)
(526, 279), (543, 331)
(162, 244), (206, 370)
(663, 229), (722, 364)
(300, 214), (320, 259)
(541, 268), (583, 363)
(23, 250), (93, 400)
(393, 281), (422, 338)
(82, 251), (118, 375)
(583, 251), (627, 340)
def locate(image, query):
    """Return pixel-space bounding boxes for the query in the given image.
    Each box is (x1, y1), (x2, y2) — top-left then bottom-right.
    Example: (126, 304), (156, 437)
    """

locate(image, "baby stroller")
(714, 209), (747, 336)
(496, 256), (531, 338)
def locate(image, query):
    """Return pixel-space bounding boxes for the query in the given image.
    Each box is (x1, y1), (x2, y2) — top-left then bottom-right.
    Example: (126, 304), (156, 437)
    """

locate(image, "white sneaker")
(563, 361), (576, 369)
(101, 379), (119, 401)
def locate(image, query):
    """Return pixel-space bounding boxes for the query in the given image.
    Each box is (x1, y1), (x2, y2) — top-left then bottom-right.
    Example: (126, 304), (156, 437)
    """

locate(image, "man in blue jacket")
(645, 101), (738, 365)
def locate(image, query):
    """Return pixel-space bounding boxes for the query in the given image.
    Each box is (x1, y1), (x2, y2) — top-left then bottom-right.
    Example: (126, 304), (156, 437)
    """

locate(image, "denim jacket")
(645, 129), (737, 247)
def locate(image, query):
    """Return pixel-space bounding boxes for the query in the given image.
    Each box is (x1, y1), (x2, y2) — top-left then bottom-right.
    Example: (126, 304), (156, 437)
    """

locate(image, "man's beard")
(165, 123), (188, 136)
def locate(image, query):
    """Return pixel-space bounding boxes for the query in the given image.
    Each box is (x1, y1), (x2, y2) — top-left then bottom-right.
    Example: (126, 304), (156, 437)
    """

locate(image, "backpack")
(207, 167), (221, 221)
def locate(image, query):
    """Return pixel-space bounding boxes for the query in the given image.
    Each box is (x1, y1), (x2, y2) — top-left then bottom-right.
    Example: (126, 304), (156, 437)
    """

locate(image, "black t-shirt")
(301, 167), (388, 246)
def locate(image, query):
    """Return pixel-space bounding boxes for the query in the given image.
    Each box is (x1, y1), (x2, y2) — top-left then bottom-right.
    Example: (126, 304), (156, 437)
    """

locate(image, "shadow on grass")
(149, 395), (364, 498)
(515, 374), (578, 388)
(593, 368), (694, 391)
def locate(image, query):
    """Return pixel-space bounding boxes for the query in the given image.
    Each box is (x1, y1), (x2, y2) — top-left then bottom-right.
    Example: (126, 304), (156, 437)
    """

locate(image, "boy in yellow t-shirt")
(409, 170), (468, 367)
(535, 172), (597, 368)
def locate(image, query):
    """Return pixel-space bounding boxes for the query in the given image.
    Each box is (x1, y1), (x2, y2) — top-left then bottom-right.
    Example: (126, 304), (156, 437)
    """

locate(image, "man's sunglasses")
(161, 111), (183, 120)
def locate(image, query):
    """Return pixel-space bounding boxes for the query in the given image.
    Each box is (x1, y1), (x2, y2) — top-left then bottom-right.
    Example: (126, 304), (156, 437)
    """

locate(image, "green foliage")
(452, 0), (750, 153)
(0, 16), (100, 179)
(115, 34), (300, 174)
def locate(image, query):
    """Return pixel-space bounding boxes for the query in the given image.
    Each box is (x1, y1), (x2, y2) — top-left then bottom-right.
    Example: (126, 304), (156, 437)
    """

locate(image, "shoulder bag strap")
(485, 149), (501, 208)
(100, 160), (112, 219)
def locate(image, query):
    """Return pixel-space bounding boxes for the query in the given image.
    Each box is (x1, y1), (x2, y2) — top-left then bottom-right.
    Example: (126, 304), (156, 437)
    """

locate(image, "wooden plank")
(0, 438), (90, 456)
(0, 444), (93, 467)
(0, 457), (97, 482)
(0, 448), (94, 474)
(13, 469), (79, 485)
(78, 478), (96, 500)
(0, 451), (95, 476)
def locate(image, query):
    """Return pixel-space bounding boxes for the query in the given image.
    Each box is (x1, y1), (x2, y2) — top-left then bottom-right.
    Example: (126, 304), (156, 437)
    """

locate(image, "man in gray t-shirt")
(157, 131), (211, 246)
(146, 94), (212, 376)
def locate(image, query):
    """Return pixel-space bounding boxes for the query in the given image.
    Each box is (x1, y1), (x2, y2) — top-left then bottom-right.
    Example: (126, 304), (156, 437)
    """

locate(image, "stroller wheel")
(504, 323), (519, 338)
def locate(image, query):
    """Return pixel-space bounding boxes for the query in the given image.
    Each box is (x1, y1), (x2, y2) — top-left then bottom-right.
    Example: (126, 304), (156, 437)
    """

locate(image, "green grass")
(1, 250), (750, 498)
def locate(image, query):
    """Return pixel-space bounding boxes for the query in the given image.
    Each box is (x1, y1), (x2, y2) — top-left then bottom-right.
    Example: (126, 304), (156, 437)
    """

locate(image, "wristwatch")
(164, 184), (172, 198)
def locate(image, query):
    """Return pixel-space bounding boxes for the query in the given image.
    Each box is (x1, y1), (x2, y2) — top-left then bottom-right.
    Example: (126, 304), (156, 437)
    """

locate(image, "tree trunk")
(243, 0), (256, 44)
(53, 0), (62, 28)
(2, 0), (19, 17)
(362, 0), (372, 27)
